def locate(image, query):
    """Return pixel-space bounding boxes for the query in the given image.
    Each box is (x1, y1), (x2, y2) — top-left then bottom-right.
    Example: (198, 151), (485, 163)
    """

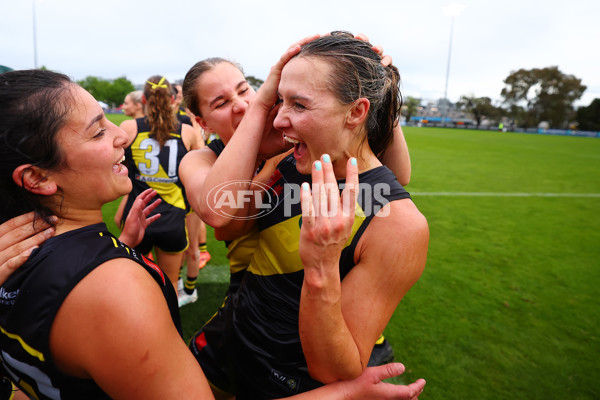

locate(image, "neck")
(53, 210), (104, 236)
(333, 145), (381, 179)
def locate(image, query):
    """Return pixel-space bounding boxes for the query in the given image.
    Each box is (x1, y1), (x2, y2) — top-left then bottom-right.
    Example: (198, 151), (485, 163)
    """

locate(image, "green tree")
(500, 66), (586, 128)
(401, 96), (421, 123)
(456, 95), (502, 127)
(576, 98), (600, 131)
(77, 76), (135, 108)
(105, 77), (135, 108)
(246, 75), (264, 91)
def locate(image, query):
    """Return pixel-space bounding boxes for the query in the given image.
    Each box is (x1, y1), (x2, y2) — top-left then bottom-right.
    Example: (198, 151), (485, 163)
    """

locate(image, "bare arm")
(380, 124), (411, 186)
(298, 157), (428, 382)
(49, 258), (213, 399)
(179, 147), (218, 217)
(198, 36), (318, 232)
(283, 363), (425, 400)
(181, 123), (205, 151)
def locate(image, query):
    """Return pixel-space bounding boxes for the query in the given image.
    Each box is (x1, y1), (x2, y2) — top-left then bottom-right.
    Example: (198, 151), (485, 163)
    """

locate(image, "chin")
(294, 161), (311, 175)
(118, 181), (132, 196)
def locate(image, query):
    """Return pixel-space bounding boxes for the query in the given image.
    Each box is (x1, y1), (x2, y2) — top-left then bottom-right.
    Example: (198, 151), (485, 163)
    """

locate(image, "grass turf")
(103, 116), (600, 399)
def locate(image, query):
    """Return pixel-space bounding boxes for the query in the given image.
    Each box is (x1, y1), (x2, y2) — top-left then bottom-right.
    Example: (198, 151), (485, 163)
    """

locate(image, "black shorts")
(189, 295), (236, 395)
(135, 209), (189, 255)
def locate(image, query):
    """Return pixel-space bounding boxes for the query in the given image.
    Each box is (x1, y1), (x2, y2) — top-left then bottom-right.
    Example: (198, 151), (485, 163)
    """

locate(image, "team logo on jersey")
(270, 368), (301, 393)
(0, 287), (19, 306)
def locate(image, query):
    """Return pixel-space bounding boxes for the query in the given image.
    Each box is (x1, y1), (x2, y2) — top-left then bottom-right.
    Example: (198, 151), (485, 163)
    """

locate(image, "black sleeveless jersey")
(206, 138), (225, 156)
(232, 154), (411, 398)
(0, 223), (181, 399)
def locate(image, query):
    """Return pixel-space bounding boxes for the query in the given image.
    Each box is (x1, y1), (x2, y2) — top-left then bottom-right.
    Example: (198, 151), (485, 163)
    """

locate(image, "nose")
(273, 106), (288, 130)
(112, 122), (129, 147)
(232, 96), (249, 114)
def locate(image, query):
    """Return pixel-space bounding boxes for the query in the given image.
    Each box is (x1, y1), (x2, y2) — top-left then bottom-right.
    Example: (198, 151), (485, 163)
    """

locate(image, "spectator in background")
(122, 89), (145, 119)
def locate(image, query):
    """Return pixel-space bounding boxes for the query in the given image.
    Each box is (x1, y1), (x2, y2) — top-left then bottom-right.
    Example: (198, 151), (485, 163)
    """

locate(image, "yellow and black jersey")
(124, 117), (189, 212)
(231, 154), (411, 398)
(0, 223), (180, 400)
(122, 118), (190, 254)
(176, 108), (193, 126)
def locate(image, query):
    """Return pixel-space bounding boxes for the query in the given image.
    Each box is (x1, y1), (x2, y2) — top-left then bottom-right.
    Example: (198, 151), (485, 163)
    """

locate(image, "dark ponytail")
(0, 69), (73, 224)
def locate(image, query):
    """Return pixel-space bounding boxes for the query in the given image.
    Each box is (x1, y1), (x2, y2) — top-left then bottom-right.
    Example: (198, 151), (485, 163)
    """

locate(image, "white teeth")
(120, 155), (125, 163)
(284, 135), (301, 144)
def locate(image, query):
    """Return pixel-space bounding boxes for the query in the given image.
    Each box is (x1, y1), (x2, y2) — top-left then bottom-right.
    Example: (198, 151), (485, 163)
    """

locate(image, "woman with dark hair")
(0, 70), (212, 399)
(0, 68), (425, 400)
(194, 32), (429, 398)
(119, 75), (203, 293)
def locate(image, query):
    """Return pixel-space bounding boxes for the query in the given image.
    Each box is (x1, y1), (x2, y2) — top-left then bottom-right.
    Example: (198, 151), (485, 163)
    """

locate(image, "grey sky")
(2, 0), (598, 106)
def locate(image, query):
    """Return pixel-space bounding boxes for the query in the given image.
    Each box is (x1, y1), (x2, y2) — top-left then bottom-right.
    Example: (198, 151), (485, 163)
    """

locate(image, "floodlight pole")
(442, 17), (455, 127)
(441, 3), (465, 127)
(32, 0), (38, 68)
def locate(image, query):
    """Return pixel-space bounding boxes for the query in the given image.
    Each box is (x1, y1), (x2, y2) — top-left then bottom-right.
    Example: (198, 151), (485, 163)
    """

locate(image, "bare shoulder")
(180, 148), (218, 182)
(355, 198), (429, 273)
(49, 258), (173, 377)
(369, 198), (428, 240)
(119, 118), (136, 131)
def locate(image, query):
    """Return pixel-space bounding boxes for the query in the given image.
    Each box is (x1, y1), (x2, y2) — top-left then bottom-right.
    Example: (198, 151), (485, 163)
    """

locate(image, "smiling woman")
(0, 69), (426, 400)
(194, 32), (429, 398)
(0, 70), (213, 399)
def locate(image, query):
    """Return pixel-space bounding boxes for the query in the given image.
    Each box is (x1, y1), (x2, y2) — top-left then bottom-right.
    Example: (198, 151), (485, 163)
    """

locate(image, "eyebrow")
(278, 92), (310, 103)
(208, 80), (248, 108)
(85, 113), (104, 131)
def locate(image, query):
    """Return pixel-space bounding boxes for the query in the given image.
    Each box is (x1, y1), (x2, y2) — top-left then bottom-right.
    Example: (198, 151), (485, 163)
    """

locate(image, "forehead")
(280, 57), (332, 94)
(196, 63), (246, 100)
(60, 86), (103, 135)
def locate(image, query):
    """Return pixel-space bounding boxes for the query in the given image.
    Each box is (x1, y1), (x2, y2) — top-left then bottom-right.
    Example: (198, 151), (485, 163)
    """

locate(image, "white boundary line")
(411, 192), (600, 198)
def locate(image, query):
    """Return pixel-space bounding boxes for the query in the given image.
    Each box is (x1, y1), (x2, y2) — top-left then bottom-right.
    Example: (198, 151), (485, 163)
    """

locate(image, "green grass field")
(103, 118), (600, 399)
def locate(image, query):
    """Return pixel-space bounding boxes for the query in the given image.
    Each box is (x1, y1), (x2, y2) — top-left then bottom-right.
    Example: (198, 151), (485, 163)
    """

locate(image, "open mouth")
(113, 155), (128, 175)
(283, 134), (302, 145)
(283, 134), (307, 159)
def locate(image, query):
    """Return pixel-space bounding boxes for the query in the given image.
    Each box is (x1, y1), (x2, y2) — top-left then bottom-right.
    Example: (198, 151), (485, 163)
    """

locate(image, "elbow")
(306, 361), (363, 384)
(398, 175), (410, 187)
(197, 208), (229, 229)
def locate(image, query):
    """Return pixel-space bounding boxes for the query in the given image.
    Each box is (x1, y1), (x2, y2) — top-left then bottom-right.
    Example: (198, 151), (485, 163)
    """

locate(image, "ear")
(141, 95), (147, 104)
(345, 98), (370, 130)
(12, 165), (57, 196)
(195, 115), (211, 132)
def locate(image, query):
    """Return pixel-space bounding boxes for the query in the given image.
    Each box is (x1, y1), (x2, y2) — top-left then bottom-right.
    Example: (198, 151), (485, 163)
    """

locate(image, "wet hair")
(296, 31), (402, 157)
(182, 58), (244, 117)
(0, 69), (74, 224)
(143, 75), (178, 147)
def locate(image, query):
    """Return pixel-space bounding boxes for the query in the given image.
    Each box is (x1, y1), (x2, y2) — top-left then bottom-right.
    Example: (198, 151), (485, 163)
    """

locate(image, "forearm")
(199, 102), (269, 227)
(381, 124), (411, 186)
(299, 261), (363, 383)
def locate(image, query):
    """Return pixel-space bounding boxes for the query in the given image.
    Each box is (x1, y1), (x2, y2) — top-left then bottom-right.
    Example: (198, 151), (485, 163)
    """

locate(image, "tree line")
(402, 66), (599, 131)
(78, 66), (598, 131)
